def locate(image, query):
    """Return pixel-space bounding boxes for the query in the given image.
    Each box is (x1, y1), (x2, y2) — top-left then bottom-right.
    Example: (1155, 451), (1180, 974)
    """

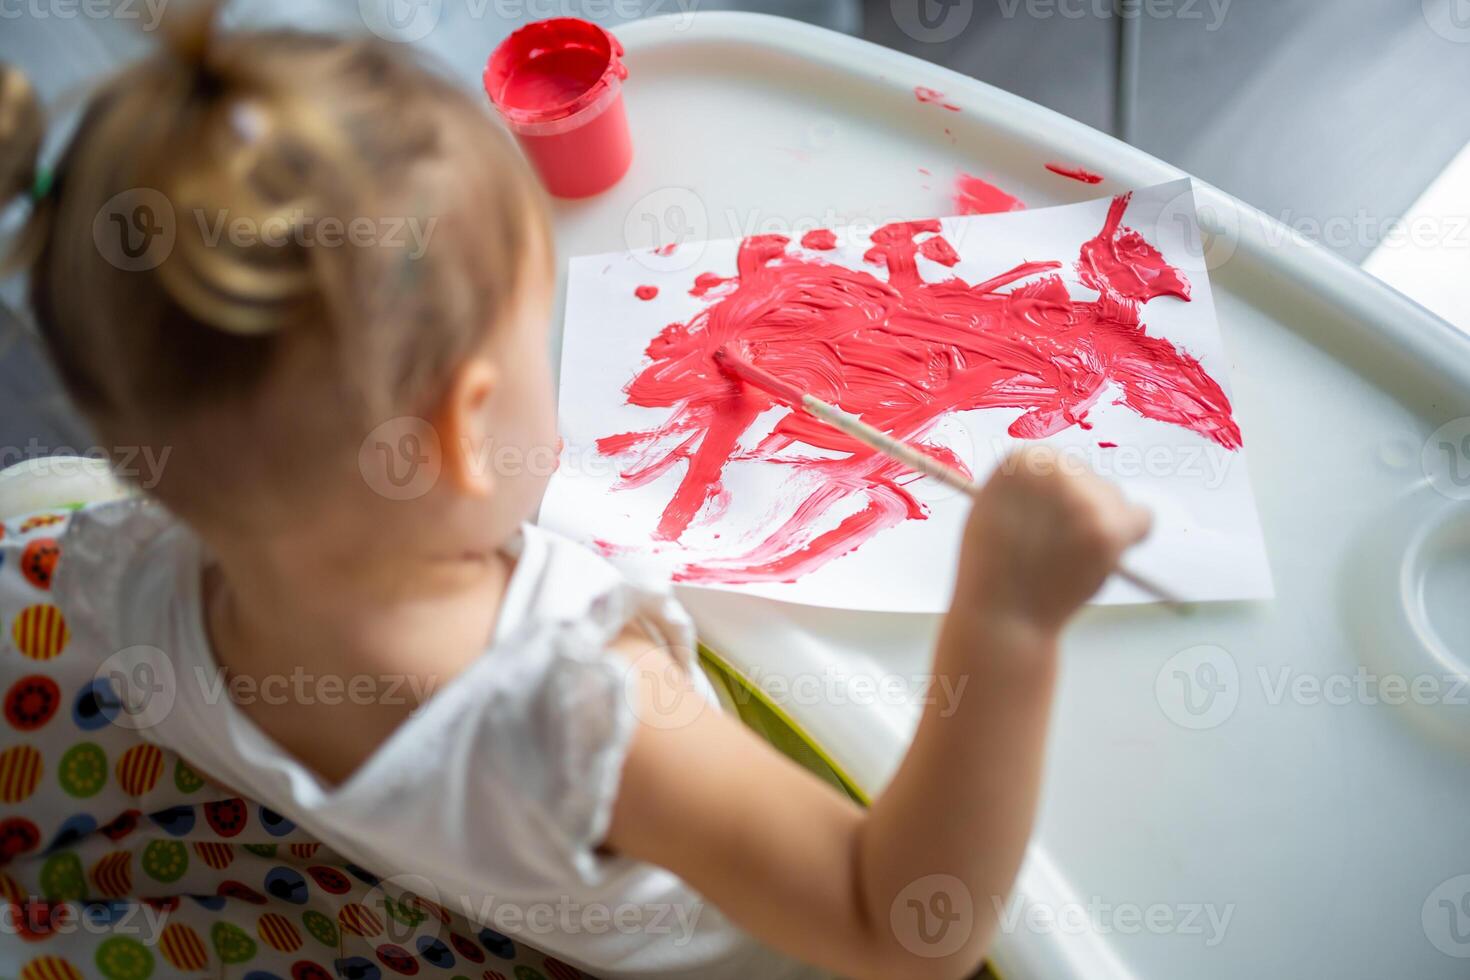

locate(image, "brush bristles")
(713, 347), (807, 409)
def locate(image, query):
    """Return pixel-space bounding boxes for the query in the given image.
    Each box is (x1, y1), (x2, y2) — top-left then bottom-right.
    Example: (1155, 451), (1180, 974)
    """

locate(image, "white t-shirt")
(56, 499), (821, 980)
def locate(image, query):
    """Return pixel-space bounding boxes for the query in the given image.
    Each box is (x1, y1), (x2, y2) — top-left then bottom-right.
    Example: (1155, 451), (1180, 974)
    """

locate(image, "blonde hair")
(1, 1), (550, 526)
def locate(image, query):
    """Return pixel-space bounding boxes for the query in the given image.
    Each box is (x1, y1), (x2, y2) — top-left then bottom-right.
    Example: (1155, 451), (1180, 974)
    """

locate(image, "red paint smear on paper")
(714, 346), (806, 408)
(1077, 193), (1191, 304)
(1046, 162), (1105, 184)
(690, 272), (734, 297)
(597, 194), (1239, 585)
(800, 229), (838, 251)
(1098, 441), (1118, 448)
(954, 172), (1025, 215)
(651, 243), (677, 256)
(919, 236), (959, 267)
(914, 86), (961, 111)
(634, 285), (659, 301)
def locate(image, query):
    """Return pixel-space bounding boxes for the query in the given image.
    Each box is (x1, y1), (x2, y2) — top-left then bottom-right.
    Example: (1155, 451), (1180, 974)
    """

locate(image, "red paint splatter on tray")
(597, 193), (1239, 584)
(1046, 162), (1105, 184)
(800, 229), (838, 251)
(914, 86), (960, 111)
(634, 285), (659, 301)
(954, 172), (1025, 215)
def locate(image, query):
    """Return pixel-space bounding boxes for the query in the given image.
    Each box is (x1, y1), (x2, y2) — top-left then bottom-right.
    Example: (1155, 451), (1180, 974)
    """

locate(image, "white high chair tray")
(548, 14), (1470, 980)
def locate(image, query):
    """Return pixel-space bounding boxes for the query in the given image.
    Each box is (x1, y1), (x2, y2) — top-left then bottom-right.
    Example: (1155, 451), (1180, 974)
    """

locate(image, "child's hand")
(954, 445), (1153, 636)
(606, 446), (1155, 980)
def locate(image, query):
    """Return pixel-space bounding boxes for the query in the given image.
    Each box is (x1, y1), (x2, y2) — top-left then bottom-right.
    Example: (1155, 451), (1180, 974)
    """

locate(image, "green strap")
(697, 643), (869, 805)
(696, 643), (1003, 980)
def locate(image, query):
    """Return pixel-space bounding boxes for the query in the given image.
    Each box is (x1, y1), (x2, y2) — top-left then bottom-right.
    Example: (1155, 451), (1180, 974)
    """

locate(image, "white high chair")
(0, 455), (131, 519)
(0, 455), (921, 976)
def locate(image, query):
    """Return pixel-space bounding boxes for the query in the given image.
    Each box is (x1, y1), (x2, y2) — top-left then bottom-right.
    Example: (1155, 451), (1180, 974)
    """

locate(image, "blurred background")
(3, 0), (1469, 451)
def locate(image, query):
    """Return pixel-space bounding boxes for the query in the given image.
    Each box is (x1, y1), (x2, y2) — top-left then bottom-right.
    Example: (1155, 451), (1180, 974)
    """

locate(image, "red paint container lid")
(484, 18), (628, 137)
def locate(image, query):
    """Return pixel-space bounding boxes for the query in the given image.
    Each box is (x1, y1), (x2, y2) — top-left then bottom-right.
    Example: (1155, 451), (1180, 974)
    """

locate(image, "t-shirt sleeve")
(344, 606), (644, 896)
(311, 547), (715, 902)
(473, 615), (638, 887)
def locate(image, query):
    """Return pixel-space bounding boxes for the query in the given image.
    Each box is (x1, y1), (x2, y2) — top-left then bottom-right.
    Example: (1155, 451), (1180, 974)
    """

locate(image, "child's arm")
(606, 447), (1152, 980)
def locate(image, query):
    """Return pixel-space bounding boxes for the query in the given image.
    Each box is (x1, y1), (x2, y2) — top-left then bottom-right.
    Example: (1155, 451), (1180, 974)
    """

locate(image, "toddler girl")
(0, 6), (1149, 978)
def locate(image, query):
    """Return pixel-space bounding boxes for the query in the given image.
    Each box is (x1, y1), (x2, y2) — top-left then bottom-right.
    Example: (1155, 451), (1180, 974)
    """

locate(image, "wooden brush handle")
(801, 395), (979, 496)
(800, 394), (1186, 609)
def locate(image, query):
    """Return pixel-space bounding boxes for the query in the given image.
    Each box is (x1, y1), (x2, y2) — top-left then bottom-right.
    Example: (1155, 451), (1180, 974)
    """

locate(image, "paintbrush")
(713, 346), (1186, 609)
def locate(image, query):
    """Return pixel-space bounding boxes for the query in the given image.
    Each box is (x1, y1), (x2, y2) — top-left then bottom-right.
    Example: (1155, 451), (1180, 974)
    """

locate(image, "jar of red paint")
(483, 18), (633, 199)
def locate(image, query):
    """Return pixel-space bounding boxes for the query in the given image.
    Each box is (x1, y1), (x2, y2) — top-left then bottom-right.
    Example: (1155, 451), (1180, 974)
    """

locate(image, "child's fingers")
(1103, 497), (1153, 549)
(1062, 465), (1153, 554)
(1122, 502), (1154, 545)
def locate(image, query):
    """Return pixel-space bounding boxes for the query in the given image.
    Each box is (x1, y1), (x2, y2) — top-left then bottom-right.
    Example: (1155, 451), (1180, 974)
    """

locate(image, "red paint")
(954, 172), (1025, 215)
(652, 243), (677, 256)
(690, 271), (733, 297)
(484, 18), (631, 198)
(634, 285), (658, 301)
(1078, 192), (1191, 304)
(800, 229), (838, 250)
(499, 48), (606, 109)
(1098, 441), (1118, 448)
(919, 236), (959, 266)
(1046, 162), (1105, 184)
(913, 86), (961, 111)
(598, 196), (1239, 584)
(714, 347), (806, 409)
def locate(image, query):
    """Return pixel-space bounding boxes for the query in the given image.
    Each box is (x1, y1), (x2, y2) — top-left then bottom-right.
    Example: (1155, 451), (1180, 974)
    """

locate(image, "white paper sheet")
(541, 179), (1273, 612)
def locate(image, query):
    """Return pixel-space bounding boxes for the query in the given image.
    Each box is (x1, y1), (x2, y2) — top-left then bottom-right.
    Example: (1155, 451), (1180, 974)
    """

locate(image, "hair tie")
(29, 166), (52, 202)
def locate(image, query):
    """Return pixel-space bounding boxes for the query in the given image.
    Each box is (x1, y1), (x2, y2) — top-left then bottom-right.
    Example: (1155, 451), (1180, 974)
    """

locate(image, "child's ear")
(435, 355), (500, 497)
